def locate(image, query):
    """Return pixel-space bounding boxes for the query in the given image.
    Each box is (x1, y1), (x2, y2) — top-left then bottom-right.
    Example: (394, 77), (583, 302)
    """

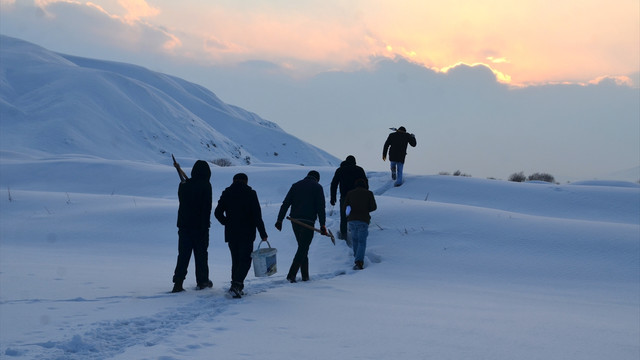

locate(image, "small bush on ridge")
(508, 171), (526, 182)
(528, 172), (556, 183)
(212, 158), (233, 167)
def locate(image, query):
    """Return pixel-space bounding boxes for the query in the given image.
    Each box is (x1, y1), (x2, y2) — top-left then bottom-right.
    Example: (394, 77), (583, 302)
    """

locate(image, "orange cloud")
(29, 0), (637, 86)
(589, 75), (635, 87)
(439, 62), (512, 84)
(117, 0), (159, 23)
(487, 56), (509, 64)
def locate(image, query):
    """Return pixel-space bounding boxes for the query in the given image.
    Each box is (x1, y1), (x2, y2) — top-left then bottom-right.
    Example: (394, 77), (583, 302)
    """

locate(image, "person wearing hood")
(171, 160), (213, 293)
(214, 173), (268, 298)
(382, 126), (417, 187)
(275, 170), (327, 283)
(330, 155), (367, 243)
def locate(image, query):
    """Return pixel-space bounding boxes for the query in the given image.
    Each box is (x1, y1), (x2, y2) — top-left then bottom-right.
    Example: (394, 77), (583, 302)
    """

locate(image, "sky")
(1, 0), (639, 181)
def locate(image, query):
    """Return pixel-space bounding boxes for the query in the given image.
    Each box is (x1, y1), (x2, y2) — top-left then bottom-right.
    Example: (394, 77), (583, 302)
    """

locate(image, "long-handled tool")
(286, 216), (335, 245)
(172, 154), (189, 183)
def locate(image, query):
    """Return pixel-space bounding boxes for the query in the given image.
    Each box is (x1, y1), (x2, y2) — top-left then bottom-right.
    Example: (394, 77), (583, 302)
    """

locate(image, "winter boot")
(197, 280), (213, 290)
(301, 262), (310, 281)
(287, 262), (300, 283)
(171, 281), (185, 293)
(229, 282), (243, 298)
(353, 261), (364, 270)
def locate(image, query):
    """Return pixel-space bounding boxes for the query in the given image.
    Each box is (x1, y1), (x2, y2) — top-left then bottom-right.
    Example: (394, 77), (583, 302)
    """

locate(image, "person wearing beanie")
(382, 126), (417, 187)
(344, 178), (377, 270)
(275, 170), (327, 282)
(172, 160), (213, 293)
(214, 173), (268, 298)
(330, 155), (368, 243)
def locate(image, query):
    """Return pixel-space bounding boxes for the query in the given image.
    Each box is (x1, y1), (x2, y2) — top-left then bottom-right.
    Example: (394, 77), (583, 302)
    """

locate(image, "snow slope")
(0, 35), (338, 167)
(0, 156), (638, 359)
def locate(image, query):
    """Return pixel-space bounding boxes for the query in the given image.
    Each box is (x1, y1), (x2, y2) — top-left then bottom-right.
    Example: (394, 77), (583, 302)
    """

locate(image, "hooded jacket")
(330, 156), (367, 202)
(177, 160), (212, 229)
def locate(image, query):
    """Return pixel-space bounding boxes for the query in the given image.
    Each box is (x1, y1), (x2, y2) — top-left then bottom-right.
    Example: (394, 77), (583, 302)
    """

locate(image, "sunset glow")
(3, 0), (639, 86)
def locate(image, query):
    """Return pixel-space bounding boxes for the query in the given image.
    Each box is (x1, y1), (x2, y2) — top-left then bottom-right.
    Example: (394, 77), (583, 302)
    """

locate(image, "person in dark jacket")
(172, 160), (213, 293)
(330, 155), (367, 243)
(275, 170), (327, 283)
(382, 126), (417, 187)
(345, 178), (377, 270)
(214, 173), (268, 298)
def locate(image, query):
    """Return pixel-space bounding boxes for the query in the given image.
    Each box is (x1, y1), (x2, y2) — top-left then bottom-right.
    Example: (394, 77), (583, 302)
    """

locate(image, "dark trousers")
(173, 228), (210, 285)
(228, 240), (254, 289)
(288, 223), (314, 280)
(339, 197), (352, 247)
(339, 197), (348, 238)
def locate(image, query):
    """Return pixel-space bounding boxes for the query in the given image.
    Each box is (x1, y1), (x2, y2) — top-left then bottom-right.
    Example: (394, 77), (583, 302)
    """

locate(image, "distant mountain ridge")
(0, 35), (339, 166)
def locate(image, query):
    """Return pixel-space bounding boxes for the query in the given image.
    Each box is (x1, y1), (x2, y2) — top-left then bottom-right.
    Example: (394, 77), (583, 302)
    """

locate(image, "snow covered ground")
(1, 153), (638, 359)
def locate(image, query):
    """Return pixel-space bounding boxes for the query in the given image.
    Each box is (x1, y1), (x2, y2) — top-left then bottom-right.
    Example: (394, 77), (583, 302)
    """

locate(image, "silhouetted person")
(330, 155), (367, 244)
(275, 170), (327, 282)
(172, 160), (213, 293)
(382, 126), (417, 187)
(214, 173), (268, 298)
(345, 178), (377, 270)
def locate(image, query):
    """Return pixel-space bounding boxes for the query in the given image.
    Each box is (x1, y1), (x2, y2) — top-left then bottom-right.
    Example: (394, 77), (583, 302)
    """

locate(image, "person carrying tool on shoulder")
(382, 126), (417, 187)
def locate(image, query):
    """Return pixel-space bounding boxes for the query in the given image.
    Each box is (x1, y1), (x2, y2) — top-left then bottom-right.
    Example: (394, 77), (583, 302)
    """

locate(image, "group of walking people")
(170, 126), (416, 298)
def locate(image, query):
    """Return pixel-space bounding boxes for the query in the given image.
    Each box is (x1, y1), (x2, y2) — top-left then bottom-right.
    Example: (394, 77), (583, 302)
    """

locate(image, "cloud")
(440, 62), (512, 84)
(4, 1), (637, 87)
(117, 0), (160, 23)
(487, 56), (508, 64)
(191, 55), (638, 181)
(588, 75), (636, 88)
(1, 1), (180, 60)
(33, 0), (160, 22)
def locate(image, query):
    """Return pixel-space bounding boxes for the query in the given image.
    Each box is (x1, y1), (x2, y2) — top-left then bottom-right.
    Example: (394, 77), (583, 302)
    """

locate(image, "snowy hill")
(0, 35), (338, 166)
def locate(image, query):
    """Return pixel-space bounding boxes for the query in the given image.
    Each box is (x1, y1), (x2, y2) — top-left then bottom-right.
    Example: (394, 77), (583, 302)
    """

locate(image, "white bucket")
(251, 240), (277, 277)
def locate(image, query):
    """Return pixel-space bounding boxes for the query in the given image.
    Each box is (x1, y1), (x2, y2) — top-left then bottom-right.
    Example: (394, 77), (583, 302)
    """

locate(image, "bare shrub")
(508, 171), (526, 182)
(212, 158), (233, 167)
(453, 170), (471, 177)
(527, 172), (556, 183)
